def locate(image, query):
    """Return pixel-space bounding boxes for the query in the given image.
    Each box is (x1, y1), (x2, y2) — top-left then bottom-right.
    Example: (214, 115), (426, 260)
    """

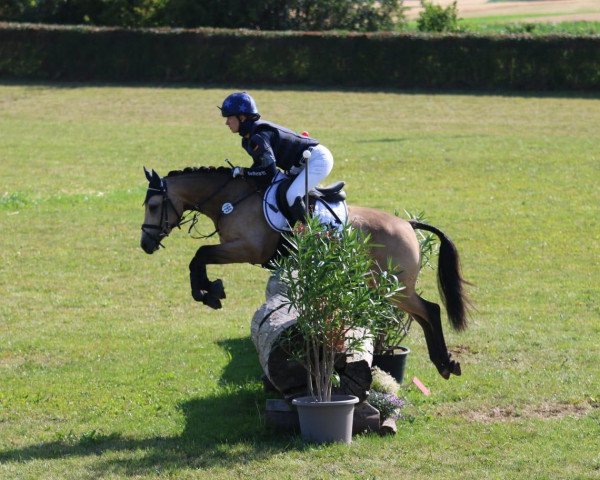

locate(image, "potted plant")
(369, 366), (406, 435)
(271, 216), (403, 444)
(368, 391), (406, 422)
(372, 311), (412, 384)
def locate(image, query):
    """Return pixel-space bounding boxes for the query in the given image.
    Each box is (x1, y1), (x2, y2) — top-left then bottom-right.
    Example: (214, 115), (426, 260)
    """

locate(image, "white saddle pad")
(263, 171), (348, 233)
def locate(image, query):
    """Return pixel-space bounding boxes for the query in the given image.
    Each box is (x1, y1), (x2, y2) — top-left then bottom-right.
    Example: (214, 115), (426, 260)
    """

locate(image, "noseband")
(141, 180), (181, 249)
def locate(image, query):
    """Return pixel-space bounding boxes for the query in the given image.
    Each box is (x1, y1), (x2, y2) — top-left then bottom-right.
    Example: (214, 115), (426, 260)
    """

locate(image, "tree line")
(1, 0), (406, 31)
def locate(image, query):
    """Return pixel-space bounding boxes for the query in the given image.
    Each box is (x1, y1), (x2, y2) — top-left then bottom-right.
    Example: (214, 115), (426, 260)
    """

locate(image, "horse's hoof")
(192, 289), (207, 302)
(209, 279), (226, 300)
(439, 360), (461, 379)
(203, 295), (222, 310)
(452, 361), (462, 376)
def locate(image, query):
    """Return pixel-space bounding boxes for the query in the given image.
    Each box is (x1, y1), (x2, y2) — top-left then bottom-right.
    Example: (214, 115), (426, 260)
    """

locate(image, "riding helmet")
(219, 92), (260, 118)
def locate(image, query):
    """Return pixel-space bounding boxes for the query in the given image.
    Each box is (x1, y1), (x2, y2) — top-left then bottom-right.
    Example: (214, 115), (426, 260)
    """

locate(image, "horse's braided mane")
(166, 166), (231, 177)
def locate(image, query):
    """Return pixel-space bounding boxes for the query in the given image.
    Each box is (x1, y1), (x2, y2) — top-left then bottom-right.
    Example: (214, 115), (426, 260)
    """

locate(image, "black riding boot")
(288, 196), (307, 225)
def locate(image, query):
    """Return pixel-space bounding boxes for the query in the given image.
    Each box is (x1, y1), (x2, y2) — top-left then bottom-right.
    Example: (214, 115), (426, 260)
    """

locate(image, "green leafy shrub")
(401, 210), (438, 270)
(417, 0), (460, 33)
(503, 23), (537, 34)
(272, 217), (403, 402)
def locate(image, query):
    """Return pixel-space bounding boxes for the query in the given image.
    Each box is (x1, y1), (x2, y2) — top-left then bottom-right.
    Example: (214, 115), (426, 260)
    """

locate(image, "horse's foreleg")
(189, 247), (227, 309)
(189, 241), (257, 309)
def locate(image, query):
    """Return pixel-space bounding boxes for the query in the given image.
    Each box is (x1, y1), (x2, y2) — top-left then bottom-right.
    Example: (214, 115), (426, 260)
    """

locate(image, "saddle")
(275, 177), (346, 222)
(262, 172), (348, 233)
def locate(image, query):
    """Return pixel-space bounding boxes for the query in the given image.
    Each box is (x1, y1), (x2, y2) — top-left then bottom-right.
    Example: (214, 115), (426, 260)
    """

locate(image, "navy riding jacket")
(239, 120), (318, 187)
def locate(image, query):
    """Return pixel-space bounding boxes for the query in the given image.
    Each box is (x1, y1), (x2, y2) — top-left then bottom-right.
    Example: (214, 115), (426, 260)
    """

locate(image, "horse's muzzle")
(140, 234), (160, 254)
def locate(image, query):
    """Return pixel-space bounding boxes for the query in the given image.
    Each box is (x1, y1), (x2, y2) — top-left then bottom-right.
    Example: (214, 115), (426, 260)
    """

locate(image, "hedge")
(1, 22), (599, 90)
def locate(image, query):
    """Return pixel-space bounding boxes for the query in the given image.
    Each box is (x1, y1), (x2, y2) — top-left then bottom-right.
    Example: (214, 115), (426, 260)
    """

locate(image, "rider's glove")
(232, 167), (245, 178)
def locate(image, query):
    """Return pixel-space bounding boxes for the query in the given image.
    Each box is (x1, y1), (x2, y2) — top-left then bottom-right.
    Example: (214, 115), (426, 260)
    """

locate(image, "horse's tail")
(409, 220), (471, 331)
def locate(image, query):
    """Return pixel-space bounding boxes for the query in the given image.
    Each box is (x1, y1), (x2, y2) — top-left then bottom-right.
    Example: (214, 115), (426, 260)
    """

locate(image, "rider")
(219, 91), (334, 223)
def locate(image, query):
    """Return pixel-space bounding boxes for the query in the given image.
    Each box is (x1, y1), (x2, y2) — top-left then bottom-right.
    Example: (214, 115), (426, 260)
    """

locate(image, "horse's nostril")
(141, 239), (153, 254)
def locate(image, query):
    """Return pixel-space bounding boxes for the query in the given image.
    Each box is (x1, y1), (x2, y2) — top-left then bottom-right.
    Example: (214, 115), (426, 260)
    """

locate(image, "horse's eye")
(149, 204), (159, 213)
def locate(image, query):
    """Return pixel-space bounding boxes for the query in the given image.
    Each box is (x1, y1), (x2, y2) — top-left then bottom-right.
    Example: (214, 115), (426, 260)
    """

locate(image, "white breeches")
(286, 144), (334, 206)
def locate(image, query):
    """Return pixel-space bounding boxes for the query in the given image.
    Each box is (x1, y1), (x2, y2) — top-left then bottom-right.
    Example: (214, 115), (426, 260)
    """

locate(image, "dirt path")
(404, 0), (600, 22)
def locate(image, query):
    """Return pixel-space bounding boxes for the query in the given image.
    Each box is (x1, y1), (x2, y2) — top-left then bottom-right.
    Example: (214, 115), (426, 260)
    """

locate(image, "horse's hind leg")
(396, 292), (461, 379)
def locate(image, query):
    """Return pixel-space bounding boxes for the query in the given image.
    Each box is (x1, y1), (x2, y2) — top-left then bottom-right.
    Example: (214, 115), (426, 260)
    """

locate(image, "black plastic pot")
(372, 346), (410, 384)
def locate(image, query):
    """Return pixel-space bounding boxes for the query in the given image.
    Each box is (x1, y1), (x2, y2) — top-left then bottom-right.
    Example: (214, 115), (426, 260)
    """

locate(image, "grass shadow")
(216, 337), (264, 386)
(2, 79), (599, 100)
(0, 338), (299, 475)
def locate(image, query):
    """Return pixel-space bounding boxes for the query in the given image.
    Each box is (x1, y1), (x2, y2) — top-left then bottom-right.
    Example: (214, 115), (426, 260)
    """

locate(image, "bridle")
(141, 179), (182, 250)
(141, 173), (261, 248)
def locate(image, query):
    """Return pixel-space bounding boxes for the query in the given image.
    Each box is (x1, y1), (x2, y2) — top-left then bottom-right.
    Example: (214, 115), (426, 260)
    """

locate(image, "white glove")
(232, 166), (244, 178)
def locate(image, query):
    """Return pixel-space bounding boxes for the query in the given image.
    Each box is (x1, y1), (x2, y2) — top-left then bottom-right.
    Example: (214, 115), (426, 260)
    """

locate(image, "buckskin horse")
(140, 166), (471, 379)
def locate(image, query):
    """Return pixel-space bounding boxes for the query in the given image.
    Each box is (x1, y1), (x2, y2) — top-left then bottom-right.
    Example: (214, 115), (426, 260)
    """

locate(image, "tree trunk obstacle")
(251, 274), (374, 401)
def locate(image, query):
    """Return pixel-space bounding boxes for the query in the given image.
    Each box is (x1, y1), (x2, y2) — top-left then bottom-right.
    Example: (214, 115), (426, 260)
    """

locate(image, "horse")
(140, 166), (471, 379)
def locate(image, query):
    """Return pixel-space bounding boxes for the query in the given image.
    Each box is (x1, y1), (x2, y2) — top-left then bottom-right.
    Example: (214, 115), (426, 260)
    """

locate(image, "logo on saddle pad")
(262, 172), (348, 233)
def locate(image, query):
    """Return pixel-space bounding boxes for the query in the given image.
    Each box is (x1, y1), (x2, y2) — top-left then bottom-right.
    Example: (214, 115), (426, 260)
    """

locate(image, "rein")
(178, 176), (234, 240)
(184, 184), (260, 239)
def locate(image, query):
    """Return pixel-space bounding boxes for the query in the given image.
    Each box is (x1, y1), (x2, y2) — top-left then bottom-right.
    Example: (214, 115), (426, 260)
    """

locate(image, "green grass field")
(402, 0), (600, 34)
(1, 84), (599, 479)
(454, 19), (600, 35)
(403, 16), (600, 35)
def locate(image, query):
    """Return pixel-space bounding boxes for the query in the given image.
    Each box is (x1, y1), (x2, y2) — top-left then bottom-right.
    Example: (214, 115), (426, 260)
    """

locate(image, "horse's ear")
(145, 169), (163, 190)
(144, 166), (152, 182)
